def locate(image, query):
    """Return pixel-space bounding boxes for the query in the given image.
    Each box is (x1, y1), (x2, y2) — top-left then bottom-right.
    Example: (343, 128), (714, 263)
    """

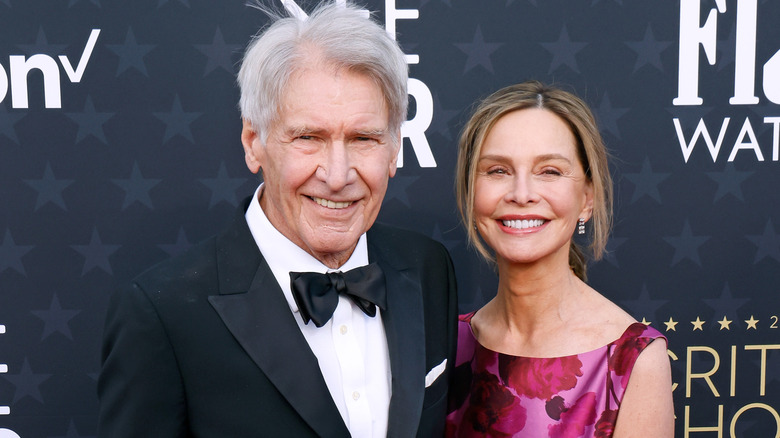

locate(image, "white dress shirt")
(244, 185), (391, 437)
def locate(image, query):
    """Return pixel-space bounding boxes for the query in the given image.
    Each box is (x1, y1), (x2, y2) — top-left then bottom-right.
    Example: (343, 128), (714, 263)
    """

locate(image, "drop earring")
(577, 218), (586, 235)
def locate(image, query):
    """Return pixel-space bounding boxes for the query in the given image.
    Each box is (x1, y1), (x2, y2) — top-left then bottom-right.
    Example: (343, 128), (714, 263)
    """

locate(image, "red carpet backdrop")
(0, 0), (778, 436)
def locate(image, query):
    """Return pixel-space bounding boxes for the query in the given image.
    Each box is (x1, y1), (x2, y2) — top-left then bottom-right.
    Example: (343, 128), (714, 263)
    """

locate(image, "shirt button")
(339, 325), (348, 335)
(352, 391), (360, 401)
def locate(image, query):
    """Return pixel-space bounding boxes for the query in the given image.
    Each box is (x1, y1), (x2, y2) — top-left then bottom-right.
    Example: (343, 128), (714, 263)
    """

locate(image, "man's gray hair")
(237, 1), (409, 145)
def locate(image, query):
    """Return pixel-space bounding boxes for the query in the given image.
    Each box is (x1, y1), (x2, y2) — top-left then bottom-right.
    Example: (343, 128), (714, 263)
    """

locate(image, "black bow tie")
(290, 263), (387, 328)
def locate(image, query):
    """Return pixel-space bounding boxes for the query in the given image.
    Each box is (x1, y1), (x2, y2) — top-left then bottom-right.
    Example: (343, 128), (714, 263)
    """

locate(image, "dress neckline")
(461, 311), (649, 359)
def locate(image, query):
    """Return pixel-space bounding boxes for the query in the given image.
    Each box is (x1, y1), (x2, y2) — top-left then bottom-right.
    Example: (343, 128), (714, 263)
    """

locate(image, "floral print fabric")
(446, 313), (665, 437)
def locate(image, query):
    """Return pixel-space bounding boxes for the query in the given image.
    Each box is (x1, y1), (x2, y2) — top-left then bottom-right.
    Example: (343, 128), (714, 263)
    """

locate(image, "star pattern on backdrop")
(199, 162), (246, 208)
(111, 162), (161, 210)
(625, 24), (672, 73)
(454, 25), (503, 74)
(31, 294), (81, 341)
(664, 220), (710, 267)
(746, 219), (780, 264)
(107, 28), (155, 76)
(702, 283), (749, 324)
(705, 164), (753, 202)
(602, 236), (626, 267)
(716, 316), (732, 330)
(65, 96), (115, 144)
(621, 284), (667, 324)
(158, 227), (193, 258)
(47, 419), (97, 438)
(23, 163), (74, 211)
(0, 229), (33, 276)
(3, 358), (52, 404)
(744, 315), (759, 330)
(594, 93), (629, 139)
(71, 228), (121, 275)
(154, 95), (203, 143)
(195, 27), (242, 76)
(428, 94), (460, 140)
(691, 316), (705, 331)
(18, 27), (67, 56)
(623, 158), (669, 204)
(0, 105), (25, 145)
(540, 25), (587, 74)
(385, 175), (419, 207)
(663, 317), (678, 332)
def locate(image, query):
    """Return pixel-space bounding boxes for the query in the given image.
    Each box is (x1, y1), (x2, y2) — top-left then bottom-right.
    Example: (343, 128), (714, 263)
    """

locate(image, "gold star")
(641, 317), (651, 326)
(663, 317), (678, 332)
(691, 317), (705, 331)
(717, 316), (732, 330)
(745, 315), (759, 330)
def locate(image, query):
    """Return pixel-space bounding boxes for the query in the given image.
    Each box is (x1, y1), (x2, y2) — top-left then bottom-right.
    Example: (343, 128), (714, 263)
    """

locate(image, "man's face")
(242, 65), (399, 268)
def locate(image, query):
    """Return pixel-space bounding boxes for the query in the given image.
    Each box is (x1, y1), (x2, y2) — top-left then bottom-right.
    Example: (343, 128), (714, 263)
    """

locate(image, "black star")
(540, 25), (587, 74)
(154, 95), (203, 143)
(0, 229), (33, 276)
(48, 419), (96, 438)
(625, 24), (673, 73)
(702, 283), (749, 326)
(428, 94), (460, 140)
(602, 236), (626, 267)
(594, 93), (629, 139)
(158, 0), (190, 7)
(31, 294), (81, 341)
(199, 162), (247, 208)
(623, 158), (669, 204)
(430, 223), (462, 254)
(112, 162), (161, 209)
(454, 25), (503, 74)
(664, 220), (709, 266)
(106, 28), (155, 76)
(18, 27), (67, 56)
(71, 228), (121, 275)
(158, 227), (193, 258)
(705, 164), (753, 202)
(0, 105), (24, 145)
(385, 175), (419, 207)
(65, 96), (114, 144)
(746, 220), (780, 264)
(3, 358), (52, 404)
(195, 27), (242, 76)
(24, 163), (74, 211)
(621, 284), (667, 323)
(68, 0), (101, 6)
(717, 23), (736, 72)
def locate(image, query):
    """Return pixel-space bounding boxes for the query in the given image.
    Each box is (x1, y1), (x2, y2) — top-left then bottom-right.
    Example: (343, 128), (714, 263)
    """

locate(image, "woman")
(446, 81), (674, 437)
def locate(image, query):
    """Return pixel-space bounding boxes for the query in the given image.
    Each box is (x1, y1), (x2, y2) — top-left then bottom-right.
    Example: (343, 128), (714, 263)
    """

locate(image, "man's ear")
(241, 119), (263, 174)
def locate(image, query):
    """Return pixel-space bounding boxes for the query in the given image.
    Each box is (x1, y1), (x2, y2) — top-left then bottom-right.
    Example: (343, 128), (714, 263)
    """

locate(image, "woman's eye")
(487, 168), (507, 175)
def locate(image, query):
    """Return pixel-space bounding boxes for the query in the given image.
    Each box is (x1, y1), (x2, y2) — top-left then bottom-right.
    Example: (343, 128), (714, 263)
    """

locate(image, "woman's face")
(473, 108), (593, 267)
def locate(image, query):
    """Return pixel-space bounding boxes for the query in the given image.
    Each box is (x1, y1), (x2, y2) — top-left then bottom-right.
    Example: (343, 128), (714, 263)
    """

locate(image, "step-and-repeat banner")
(1, 0), (778, 436)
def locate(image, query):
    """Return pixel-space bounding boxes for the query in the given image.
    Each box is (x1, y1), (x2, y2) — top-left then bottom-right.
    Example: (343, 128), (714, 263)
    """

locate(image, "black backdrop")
(1, 0), (779, 436)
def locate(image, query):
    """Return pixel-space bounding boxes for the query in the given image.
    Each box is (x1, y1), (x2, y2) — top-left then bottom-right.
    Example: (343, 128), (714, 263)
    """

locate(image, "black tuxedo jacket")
(98, 199), (458, 437)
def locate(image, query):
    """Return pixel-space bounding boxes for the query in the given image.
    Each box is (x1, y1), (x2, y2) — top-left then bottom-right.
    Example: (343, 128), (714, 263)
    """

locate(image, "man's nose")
(316, 142), (357, 191)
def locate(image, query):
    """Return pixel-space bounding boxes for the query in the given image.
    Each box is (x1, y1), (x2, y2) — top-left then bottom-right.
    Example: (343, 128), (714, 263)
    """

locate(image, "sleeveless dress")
(445, 313), (665, 438)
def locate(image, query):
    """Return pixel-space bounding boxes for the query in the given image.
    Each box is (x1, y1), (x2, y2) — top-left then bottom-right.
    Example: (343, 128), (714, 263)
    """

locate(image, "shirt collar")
(244, 184), (369, 313)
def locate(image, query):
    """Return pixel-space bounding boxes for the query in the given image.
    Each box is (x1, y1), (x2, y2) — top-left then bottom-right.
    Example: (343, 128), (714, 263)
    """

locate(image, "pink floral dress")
(445, 313), (665, 438)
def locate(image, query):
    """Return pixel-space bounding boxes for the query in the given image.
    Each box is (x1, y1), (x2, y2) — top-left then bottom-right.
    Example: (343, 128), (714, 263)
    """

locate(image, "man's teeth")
(502, 219), (545, 229)
(312, 197), (352, 209)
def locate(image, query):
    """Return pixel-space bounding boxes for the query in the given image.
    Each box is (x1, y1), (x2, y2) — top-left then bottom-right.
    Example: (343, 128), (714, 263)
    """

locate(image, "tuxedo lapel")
(370, 232), (426, 438)
(207, 204), (350, 437)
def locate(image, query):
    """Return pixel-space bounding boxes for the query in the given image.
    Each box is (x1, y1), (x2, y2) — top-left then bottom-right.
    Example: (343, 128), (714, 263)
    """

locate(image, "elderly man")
(97, 2), (457, 437)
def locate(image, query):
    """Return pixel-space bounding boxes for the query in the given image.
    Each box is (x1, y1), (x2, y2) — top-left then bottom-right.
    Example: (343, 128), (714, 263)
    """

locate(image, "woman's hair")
(455, 80), (613, 280)
(237, 1), (408, 145)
